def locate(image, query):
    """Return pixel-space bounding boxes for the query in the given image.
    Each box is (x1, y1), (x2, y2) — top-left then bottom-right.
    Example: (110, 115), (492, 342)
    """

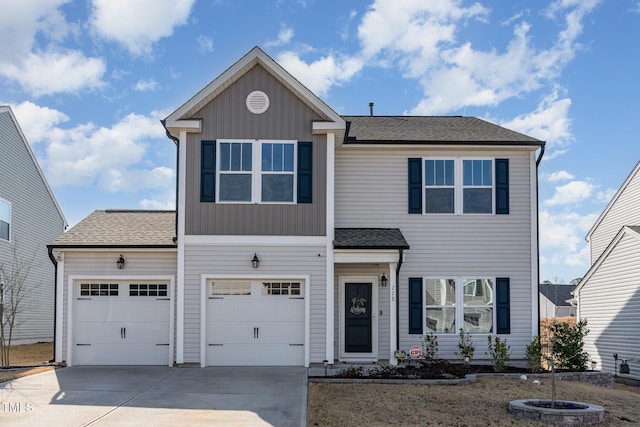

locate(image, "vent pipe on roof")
(369, 102), (374, 116)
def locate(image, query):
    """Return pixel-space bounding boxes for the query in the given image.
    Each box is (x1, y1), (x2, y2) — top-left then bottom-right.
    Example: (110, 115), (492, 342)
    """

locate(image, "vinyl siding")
(183, 64), (327, 236)
(334, 147), (535, 359)
(0, 109), (65, 343)
(183, 244), (326, 364)
(58, 251), (177, 363)
(578, 232), (640, 379)
(589, 169), (640, 265)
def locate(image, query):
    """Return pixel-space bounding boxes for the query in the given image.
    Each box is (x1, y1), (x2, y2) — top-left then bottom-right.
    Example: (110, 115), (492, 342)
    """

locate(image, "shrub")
(526, 336), (543, 372)
(486, 335), (510, 372)
(550, 319), (589, 371)
(455, 329), (475, 360)
(421, 332), (438, 360)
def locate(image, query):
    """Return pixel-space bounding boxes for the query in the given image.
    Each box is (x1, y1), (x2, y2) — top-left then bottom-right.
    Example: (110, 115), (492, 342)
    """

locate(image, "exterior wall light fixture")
(117, 254), (126, 270)
(252, 253), (260, 268)
(380, 273), (388, 287)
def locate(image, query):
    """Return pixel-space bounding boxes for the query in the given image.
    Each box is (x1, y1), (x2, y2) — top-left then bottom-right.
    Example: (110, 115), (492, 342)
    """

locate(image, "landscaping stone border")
(509, 399), (605, 425)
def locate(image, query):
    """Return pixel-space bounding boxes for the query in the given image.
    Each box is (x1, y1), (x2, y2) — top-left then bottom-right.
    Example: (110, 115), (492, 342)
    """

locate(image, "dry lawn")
(0, 342), (55, 383)
(307, 376), (640, 426)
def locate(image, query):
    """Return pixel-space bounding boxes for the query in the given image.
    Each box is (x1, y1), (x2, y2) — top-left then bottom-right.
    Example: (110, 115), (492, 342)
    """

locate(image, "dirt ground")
(0, 342), (55, 383)
(307, 377), (640, 426)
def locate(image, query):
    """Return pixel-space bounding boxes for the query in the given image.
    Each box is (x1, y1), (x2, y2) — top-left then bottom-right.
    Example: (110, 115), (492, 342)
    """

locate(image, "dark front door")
(345, 282), (372, 353)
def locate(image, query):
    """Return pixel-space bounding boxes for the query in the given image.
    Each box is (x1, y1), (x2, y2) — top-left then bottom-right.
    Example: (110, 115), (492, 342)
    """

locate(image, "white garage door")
(206, 280), (305, 366)
(74, 281), (171, 365)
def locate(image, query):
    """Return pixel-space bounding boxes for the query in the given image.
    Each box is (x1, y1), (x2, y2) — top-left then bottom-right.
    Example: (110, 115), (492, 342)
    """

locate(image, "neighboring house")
(0, 105), (67, 345)
(575, 161), (640, 378)
(49, 47), (544, 367)
(539, 283), (576, 319)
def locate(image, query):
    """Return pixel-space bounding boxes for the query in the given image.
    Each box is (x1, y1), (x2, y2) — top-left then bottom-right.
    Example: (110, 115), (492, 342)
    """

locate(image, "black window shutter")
(408, 158), (422, 213)
(495, 277), (510, 334)
(495, 159), (509, 214)
(297, 141), (312, 203)
(201, 140), (216, 202)
(409, 277), (423, 334)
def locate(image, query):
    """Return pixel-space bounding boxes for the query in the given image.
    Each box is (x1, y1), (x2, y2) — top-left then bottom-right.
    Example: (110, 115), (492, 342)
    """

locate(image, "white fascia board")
(184, 235), (326, 246)
(339, 143), (540, 151)
(334, 249), (400, 263)
(312, 121), (346, 133)
(164, 119), (202, 137)
(53, 247), (176, 253)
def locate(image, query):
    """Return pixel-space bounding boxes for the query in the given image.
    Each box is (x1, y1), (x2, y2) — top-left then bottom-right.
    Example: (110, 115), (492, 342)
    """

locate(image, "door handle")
(256, 327), (259, 339)
(123, 327), (126, 339)
(120, 327), (124, 339)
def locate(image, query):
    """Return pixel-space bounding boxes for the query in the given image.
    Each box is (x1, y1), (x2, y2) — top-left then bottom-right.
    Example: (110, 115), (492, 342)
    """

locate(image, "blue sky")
(2, 0), (639, 283)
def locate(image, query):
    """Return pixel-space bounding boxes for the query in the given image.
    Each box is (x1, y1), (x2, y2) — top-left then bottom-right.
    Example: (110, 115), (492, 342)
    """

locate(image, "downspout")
(161, 119), (180, 240)
(535, 144), (545, 338)
(395, 248), (403, 350)
(47, 246), (57, 363)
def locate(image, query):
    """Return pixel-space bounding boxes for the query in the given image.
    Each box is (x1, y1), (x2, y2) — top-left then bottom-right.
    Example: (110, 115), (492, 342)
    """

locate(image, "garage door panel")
(73, 281), (171, 366)
(206, 280), (305, 366)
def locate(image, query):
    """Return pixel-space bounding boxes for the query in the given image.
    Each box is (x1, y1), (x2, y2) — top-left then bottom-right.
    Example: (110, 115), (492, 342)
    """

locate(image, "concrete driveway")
(0, 366), (307, 426)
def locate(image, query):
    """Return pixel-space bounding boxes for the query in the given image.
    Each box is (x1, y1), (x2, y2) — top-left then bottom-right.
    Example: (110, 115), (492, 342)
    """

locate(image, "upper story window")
(424, 158), (494, 214)
(0, 198), (10, 241)
(202, 139), (312, 204)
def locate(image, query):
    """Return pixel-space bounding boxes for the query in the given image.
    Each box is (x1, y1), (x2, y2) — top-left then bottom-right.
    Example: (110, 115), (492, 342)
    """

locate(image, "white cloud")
(595, 188), (617, 204)
(197, 35), (214, 53)
(277, 50), (364, 96)
(0, 0), (106, 96)
(544, 180), (595, 206)
(544, 170), (575, 182)
(133, 78), (159, 92)
(12, 101), (69, 144)
(266, 26), (294, 47)
(100, 166), (174, 192)
(89, 0), (196, 56)
(539, 209), (599, 271)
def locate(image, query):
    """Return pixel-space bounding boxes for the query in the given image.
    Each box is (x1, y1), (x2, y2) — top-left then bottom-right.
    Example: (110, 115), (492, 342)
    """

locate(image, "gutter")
(46, 246), (57, 364)
(535, 144), (546, 338)
(160, 119), (180, 242)
(395, 248), (403, 350)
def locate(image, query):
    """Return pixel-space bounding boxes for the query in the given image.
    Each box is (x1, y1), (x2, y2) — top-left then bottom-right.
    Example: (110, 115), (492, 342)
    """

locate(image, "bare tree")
(0, 244), (38, 367)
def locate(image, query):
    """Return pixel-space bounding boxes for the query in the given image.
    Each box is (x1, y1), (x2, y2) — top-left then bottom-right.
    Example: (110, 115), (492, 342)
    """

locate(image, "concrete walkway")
(0, 366), (307, 427)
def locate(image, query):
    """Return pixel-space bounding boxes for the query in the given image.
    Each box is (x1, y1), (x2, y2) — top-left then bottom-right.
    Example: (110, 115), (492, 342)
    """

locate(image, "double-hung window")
(0, 198), (10, 241)
(423, 158), (494, 214)
(216, 140), (297, 203)
(424, 277), (494, 334)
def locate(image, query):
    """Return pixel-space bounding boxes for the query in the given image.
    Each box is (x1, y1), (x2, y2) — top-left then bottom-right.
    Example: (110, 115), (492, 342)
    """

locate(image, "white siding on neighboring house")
(587, 163), (640, 265)
(0, 107), (66, 344)
(183, 243), (326, 364)
(577, 230), (640, 379)
(540, 294), (575, 319)
(334, 147), (535, 359)
(57, 251), (177, 363)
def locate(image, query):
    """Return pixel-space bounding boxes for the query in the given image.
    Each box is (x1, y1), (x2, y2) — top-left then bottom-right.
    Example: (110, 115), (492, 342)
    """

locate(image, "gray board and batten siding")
(0, 107), (66, 343)
(184, 64), (328, 236)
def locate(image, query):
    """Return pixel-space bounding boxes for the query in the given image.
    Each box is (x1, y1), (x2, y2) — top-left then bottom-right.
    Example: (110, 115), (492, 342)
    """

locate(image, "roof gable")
(576, 225), (640, 293)
(0, 106), (67, 227)
(164, 47), (344, 136)
(586, 161), (640, 241)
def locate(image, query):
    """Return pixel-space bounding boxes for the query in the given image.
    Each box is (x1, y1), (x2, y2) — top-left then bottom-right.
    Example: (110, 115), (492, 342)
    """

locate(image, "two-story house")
(574, 161), (640, 378)
(49, 47), (544, 366)
(1, 105), (67, 345)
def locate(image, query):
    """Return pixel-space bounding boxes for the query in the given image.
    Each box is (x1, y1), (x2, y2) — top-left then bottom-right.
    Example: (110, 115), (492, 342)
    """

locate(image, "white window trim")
(0, 198), (11, 242)
(423, 276), (495, 335)
(422, 157), (495, 215)
(216, 139), (298, 204)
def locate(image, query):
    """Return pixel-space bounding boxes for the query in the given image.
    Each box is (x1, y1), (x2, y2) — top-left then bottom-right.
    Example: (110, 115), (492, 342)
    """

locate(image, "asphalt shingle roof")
(49, 210), (176, 247)
(334, 228), (409, 250)
(539, 284), (575, 307)
(342, 116), (544, 145)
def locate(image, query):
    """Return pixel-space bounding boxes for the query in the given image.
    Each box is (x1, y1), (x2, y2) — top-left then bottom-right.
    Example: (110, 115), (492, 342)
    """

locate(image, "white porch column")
(325, 132), (335, 363)
(54, 252), (64, 362)
(389, 262), (398, 365)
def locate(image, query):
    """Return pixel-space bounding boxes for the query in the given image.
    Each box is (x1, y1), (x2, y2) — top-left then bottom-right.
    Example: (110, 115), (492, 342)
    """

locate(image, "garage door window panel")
(211, 281), (251, 296)
(262, 282), (301, 295)
(130, 284), (168, 297)
(80, 283), (118, 296)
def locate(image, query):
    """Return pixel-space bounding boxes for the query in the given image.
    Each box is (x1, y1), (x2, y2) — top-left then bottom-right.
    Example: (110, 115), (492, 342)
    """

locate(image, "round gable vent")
(246, 90), (270, 114)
